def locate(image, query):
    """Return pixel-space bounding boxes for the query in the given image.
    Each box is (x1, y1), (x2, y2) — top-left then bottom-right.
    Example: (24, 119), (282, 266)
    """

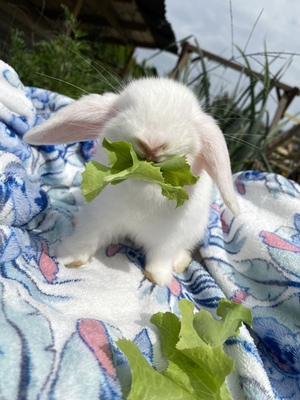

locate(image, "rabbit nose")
(139, 141), (166, 162)
(146, 150), (161, 162)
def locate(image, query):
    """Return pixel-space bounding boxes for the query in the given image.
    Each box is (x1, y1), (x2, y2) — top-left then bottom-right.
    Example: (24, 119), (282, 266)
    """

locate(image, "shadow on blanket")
(0, 60), (300, 399)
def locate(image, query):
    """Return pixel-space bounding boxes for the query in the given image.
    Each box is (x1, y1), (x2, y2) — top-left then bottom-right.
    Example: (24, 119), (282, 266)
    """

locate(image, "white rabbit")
(24, 78), (239, 286)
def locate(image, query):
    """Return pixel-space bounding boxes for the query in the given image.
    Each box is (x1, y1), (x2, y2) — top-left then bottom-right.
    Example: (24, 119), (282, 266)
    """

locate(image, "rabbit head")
(24, 77), (239, 215)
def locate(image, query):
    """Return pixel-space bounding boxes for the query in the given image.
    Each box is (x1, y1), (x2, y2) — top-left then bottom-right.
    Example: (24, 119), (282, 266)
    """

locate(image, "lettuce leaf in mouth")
(117, 298), (253, 400)
(81, 138), (199, 207)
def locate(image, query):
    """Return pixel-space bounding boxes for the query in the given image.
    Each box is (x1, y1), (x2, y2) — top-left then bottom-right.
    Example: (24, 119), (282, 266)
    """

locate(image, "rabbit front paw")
(143, 248), (193, 285)
(143, 263), (173, 286)
(59, 258), (86, 268)
(56, 240), (91, 268)
(173, 249), (192, 274)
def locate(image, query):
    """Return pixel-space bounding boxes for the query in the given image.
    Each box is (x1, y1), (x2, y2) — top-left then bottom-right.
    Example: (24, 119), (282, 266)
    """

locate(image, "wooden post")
(171, 41), (191, 79)
(268, 87), (300, 133)
(120, 46), (135, 78)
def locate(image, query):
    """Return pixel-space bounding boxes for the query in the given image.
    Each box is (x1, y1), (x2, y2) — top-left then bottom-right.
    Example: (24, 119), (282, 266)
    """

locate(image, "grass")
(3, 6), (157, 98)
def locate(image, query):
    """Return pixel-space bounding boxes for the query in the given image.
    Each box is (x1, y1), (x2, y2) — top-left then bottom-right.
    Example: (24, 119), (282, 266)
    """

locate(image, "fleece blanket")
(0, 59), (300, 400)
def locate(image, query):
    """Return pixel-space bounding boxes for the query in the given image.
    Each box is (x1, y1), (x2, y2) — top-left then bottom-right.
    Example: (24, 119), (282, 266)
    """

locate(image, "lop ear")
(24, 93), (118, 145)
(193, 115), (239, 216)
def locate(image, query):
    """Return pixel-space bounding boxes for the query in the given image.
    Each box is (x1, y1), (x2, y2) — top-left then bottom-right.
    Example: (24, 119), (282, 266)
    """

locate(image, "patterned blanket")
(0, 60), (300, 399)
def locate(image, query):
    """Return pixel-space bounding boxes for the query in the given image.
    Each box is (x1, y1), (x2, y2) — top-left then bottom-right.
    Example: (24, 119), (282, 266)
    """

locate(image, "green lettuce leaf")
(193, 298), (253, 348)
(117, 339), (197, 400)
(117, 299), (253, 400)
(81, 138), (199, 207)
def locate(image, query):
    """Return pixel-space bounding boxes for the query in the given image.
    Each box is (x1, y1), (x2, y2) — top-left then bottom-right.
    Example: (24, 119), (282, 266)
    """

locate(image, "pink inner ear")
(193, 117), (240, 216)
(24, 93), (118, 145)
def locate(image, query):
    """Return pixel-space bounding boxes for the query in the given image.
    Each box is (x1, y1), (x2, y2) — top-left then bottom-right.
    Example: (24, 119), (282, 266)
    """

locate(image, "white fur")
(24, 78), (239, 285)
